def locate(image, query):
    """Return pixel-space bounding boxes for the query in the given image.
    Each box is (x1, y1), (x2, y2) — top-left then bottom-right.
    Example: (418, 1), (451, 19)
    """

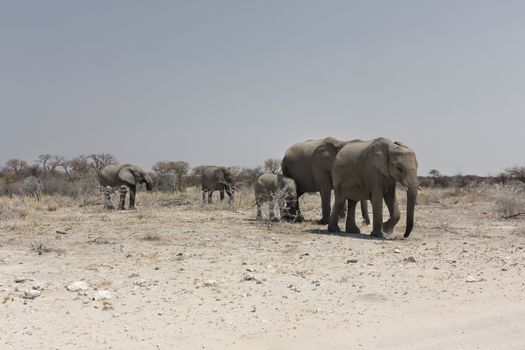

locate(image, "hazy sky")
(1, 0), (524, 175)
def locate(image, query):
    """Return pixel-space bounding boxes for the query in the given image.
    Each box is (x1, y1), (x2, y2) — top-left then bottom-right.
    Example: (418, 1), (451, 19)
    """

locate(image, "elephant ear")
(118, 167), (137, 186)
(368, 141), (390, 178)
(313, 138), (346, 171)
(213, 168), (226, 182)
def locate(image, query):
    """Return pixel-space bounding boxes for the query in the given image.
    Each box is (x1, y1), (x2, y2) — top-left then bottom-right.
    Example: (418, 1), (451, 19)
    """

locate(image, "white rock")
(133, 279), (147, 287)
(67, 281), (89, 292)
(93, 290), (112, 301)
(465, 275), (477, 283)
(23, 289), (41, 299)
(204, 280), (217, 287)
(32, 281), (45, 291)
(394, 248), (401, 254)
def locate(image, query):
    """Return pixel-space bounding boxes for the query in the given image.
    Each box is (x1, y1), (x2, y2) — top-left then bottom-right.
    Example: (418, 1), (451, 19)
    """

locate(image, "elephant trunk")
(404, 182), (417, 238)
(144, 174), (154, 191)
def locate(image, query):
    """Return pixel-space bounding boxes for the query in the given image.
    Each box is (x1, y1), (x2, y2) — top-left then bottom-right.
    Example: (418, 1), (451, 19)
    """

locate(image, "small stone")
(133, 279), (147, 287)
(465, 275), (477, 283)
(204, 280), (217, 287)
(394, 248), (401, 254)
(67, 281), (89, 292)
(403, 256), (416, 263)
(93, 290), (112, 301)
(23, 290), (41, 299)
(15, 277), (30, 283)
(346, 259), (359, 264)
(32, 281), (45, 291)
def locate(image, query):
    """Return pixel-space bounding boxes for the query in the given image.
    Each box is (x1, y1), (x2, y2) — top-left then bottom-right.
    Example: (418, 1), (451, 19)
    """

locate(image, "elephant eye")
(397, 166), (403, 173)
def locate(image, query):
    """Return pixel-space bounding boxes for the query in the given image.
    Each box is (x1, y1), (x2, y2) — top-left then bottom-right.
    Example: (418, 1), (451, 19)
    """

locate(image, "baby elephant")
(255, 174), (298, 222)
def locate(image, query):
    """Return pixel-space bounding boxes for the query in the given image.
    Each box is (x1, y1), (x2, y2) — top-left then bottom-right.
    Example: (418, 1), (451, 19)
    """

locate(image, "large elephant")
(98, 164), (154, 209)
(328, 138), (418, 238)
(200, 166), (235, 203)
(254, 173), (298, 221)
(281, 137), (370, 224)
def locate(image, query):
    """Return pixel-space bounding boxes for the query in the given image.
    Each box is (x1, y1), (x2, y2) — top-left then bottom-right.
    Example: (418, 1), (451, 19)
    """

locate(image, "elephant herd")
(98, 137), (418, 238)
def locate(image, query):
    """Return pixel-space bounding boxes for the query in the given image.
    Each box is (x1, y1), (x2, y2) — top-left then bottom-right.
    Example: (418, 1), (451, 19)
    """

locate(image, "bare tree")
(172, 161), (190, 191)
(505, 166), (525, 183)
(152, 160), (190, 191)
(35, 154), (53, 177)
(5, 159), (29, 177)
(48, 155), (65, 175)
(89, 153), (117, 175)
(264, 159), (281, 174)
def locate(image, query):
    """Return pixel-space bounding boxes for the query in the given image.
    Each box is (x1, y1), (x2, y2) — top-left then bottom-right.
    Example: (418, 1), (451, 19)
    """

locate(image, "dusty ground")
(1, 186), (525, 349)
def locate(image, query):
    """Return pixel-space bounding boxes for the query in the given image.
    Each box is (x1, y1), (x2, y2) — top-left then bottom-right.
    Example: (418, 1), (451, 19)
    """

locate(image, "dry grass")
(494, 186), (525, 218)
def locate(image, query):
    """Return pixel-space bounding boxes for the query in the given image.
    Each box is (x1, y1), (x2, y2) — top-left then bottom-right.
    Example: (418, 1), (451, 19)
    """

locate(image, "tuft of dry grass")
(46, 200), (59, 211)
(142, 233), (162, 241)
(494, 186), (525, 218)
(30, 240), (53, 255)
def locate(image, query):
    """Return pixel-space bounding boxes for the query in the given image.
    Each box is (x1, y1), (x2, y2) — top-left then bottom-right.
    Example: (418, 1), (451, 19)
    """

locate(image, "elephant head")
(119, 165), (154, 191)
(216, 167), (235, 193)
(369, 139), (418, 237)
(312, 137), (348, 171)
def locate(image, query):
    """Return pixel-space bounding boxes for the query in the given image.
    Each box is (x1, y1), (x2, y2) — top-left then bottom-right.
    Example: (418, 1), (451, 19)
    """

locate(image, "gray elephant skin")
(328, 137), (418, 238)
(281, 137), (370, 224)
(98, 164), (154, 209)
(200, 166), (235, 203)
(254, 173), (298, 221)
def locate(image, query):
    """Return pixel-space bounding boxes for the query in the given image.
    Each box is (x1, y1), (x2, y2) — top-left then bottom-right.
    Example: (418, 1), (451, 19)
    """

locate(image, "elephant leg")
(360, 201), (371, 225)
(328, 194), (345, 233)
(103, 186), (114, 210)
(220, 190), (225, 201)
(294, 192), (305, 222)
(338, 200), (347, 220)
(383, 186), (400, 235)
(202, 190), (207, 203)
(256, 200), (262, 220)
(319, 182), (332, 224)
(370, 190), (385, 238)
(118, 185), (128, 210)
(128, 185), (137, 209)
(225, 188), (234, 204)
(345, 199), (360, 233)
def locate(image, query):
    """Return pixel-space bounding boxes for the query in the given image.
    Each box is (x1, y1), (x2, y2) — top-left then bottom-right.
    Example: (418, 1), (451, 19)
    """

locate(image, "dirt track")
(1, 188), (524, 349)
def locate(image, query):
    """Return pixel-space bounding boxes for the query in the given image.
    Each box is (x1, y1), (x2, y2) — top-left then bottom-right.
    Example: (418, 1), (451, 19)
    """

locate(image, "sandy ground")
(1, 187), (524, 349)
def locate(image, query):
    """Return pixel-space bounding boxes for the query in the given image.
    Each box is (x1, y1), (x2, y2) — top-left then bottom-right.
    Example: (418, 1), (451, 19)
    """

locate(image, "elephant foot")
(345, 225), (361, 234)
(370, 230), (385, 239)
(327, 223), (341, 233)
(270, 217), (279, 222)
(383, 221), (397, 234)
(129, 206), (137, 210)
(317, 217), (330, 225)
(104, 204), (114, 210)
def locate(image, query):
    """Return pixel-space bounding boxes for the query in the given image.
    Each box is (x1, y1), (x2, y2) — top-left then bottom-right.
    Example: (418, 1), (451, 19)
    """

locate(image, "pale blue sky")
(1, 0), (524, 175)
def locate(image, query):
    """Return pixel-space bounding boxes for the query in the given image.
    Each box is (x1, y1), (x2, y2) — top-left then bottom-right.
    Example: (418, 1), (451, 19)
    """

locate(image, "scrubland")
(1, 185), (524, 349)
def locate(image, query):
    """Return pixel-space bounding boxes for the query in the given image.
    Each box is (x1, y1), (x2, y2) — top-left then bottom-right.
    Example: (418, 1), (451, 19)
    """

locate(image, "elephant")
(200, 166), (235, 203)
(281, 137), (370, 224)
(254, 173), (298, 221)
(98, 164), (154, 209)
(327, 137), (418, 238)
